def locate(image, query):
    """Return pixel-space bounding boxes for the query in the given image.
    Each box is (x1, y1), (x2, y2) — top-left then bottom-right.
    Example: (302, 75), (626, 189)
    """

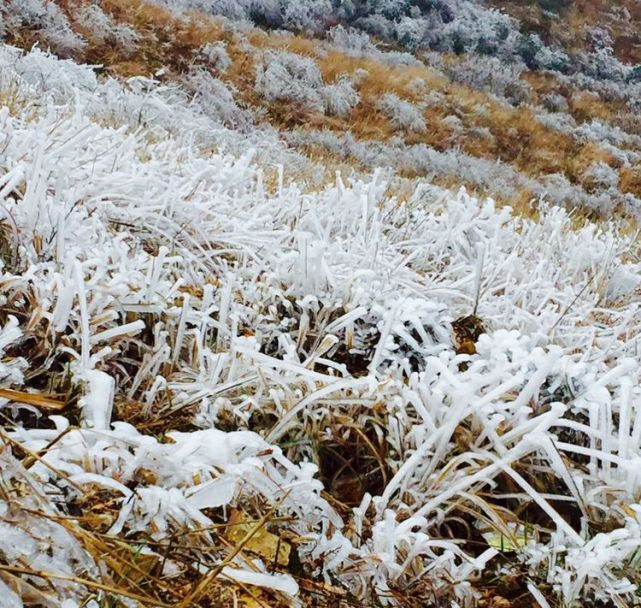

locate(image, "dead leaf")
(226, 510), (291, 567)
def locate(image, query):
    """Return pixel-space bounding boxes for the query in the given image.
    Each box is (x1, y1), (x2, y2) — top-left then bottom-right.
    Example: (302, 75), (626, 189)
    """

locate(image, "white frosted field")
(0, 43), (640, 607)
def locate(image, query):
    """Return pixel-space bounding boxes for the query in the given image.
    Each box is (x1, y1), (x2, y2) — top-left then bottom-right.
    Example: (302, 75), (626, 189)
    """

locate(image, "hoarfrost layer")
(0, 45), (640, 606)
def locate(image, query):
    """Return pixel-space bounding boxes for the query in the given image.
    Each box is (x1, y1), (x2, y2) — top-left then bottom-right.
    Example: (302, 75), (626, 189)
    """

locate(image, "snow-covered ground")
(1, 44), (641, 607)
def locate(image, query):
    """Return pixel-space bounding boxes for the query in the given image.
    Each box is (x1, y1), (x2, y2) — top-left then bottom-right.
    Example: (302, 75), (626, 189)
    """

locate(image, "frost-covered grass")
(1, 43), (641, 607)
(2, 0), (641, 221)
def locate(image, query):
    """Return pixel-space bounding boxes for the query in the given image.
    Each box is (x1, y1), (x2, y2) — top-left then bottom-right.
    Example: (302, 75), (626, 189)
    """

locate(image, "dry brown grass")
(620, 165), (641, 198)
(568, 92), (615, 123)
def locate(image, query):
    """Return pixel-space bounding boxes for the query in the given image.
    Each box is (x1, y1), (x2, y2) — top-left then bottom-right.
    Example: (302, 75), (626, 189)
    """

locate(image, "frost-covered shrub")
(2, 44), (98, 105)
(561, 70), (640, 109)
(581, 161), (619, 192)
(183, 69), (251, 129)
(327, 25), (379, 57)
(279, 0), (333, 32)
(447, 55), (530, 104)
(577, 47), (631, 83)
(527, 35), (571, 72)
(588, 26), (614, 53)
(352, 12), (394, 41)
(623, 194), (641, 221)
(602, 264), (641, 303)
(539, 172), (619, 215)
(440, 114), (464, 139)
(542, 92), (569, 113)
(395, 15), (429, 52)
(377, 93), (426, 132)
(76, 4), (138, 55)
(337, 0), (524, 60)
(326, 24), (419, 66)
(516, 33), (543, 70)
(575, 119), (641, 150)
(161, 0), (252, 22)
(514, 31), (570, 72)
(627, 65), (641, 84)
(535, 109), (576, 136)
(255, 50), (325, 112)
(2, 0), (86, 55)
(199, 41), (232, 71)
(321, 77), (359, 118)
(439, 7), (522, 57)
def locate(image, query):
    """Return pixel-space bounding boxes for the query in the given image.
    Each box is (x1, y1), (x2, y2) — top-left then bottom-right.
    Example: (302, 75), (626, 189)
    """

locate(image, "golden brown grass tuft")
(619, 165), (641, 198)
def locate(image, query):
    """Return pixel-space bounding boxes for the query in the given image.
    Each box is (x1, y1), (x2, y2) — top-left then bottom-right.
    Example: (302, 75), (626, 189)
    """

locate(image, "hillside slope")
(0, 2), (640, 608)
(2, 0), (641, 218)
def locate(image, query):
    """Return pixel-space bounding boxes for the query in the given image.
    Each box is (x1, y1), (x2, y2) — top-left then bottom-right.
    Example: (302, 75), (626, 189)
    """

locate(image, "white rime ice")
(0, 43), (640, 607)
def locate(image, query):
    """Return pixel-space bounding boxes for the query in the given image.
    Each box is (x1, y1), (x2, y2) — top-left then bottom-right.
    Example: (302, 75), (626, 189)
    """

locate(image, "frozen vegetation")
(2, 0), (641, 216)
(0, 1), (640, 607)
